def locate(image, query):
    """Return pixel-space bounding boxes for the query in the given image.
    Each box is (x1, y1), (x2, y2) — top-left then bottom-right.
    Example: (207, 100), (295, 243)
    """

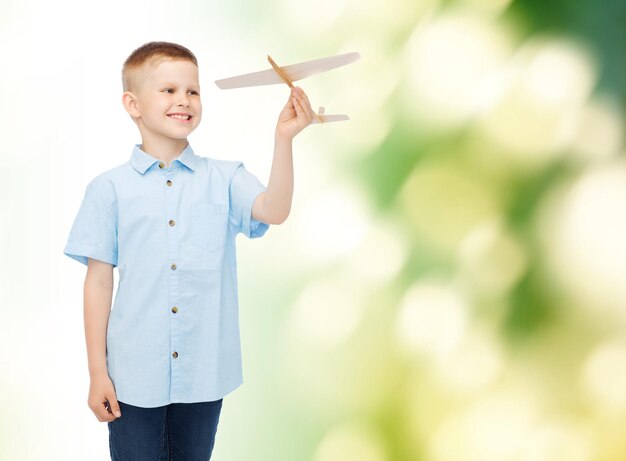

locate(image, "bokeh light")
(430, 387), (540, 461)
(313, 420), (388, 461)
(582, 337), (626, 412)
(405, 8), (513, 129)
(477, 36), (597, 165)
(541, 161), (626, 314)
(395, 279), (468, 359)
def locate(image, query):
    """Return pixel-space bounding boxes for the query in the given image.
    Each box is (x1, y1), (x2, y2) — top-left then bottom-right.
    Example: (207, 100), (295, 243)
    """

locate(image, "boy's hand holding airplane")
(275, 86), (315, 140)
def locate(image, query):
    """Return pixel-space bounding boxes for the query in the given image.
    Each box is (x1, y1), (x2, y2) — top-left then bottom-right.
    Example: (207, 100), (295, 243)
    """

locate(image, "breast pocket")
(190, 202), (228, 252)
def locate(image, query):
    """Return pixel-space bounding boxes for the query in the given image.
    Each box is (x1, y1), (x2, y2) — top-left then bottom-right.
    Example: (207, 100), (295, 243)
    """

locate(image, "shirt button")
(171, 263), (177, 270)
(171, 306), (178, 313)
(159, 162), (165, 168)
(169, 219), (175, 226)
(172, 351), (178, 358)
(166, 180), (172, 186)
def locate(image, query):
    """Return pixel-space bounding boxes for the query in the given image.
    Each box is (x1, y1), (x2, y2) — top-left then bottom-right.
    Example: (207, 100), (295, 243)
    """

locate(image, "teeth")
(169, 114), (190, 120)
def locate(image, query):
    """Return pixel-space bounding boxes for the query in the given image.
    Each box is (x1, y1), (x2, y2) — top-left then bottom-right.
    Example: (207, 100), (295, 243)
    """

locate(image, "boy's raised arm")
(252, 86), (314, 225)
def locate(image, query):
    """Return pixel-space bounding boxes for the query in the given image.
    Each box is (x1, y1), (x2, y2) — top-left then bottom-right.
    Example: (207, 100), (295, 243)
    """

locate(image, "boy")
(63, 41), (314, 460)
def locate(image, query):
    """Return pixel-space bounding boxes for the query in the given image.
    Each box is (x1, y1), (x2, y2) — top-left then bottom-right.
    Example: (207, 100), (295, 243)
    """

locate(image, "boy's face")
(125, 58), (202, 144)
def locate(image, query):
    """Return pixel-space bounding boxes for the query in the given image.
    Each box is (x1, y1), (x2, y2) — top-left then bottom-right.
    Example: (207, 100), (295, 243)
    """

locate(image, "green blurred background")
(2, 0), (625, 459)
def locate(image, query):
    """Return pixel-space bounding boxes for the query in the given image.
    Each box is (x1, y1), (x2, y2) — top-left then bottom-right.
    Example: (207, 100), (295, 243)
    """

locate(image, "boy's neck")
(140, 139), (189, 167)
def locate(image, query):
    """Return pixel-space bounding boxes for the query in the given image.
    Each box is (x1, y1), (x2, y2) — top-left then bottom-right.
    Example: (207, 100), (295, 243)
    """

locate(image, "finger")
(107, 393), (122, 418)
(292, 95), (306, 120)
(96, 398), (115, 422)
(295, 86), (312, 108)
(296, 97), (313, 126)
(293, 94), (313, 123)
(294, 88), (314, 121)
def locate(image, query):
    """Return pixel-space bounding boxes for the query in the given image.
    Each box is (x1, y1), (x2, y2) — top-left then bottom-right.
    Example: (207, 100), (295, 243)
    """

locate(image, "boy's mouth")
(167, 113), (193, 122)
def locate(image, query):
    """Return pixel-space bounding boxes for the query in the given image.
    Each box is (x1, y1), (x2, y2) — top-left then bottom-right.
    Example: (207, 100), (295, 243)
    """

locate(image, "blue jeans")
(108, 399), (223, 460)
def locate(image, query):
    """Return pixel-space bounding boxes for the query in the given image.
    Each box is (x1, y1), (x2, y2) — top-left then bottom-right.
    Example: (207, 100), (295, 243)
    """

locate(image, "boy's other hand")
(275, 86), (314, 141)
(88, 371), (122, 422)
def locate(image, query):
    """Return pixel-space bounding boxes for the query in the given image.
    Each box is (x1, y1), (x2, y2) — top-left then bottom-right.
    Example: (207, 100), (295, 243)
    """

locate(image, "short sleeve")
(63, 180), (118, 267)
(229, 162), (270, 238)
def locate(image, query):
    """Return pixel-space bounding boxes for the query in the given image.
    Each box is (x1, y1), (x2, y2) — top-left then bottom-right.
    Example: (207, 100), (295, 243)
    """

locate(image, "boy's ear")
(122, 91), (140, 119)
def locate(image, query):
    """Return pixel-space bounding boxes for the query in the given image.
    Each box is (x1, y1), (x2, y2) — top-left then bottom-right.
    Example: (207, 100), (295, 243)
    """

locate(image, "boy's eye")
(163, 89), (199, 95)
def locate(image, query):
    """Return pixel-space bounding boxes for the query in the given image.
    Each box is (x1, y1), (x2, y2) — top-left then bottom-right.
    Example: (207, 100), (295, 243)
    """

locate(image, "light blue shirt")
(63, 143), (269, 407)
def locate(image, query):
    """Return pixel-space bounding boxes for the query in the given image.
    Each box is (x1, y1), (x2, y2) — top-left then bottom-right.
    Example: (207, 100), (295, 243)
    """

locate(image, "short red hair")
(122, 41), (198, 93)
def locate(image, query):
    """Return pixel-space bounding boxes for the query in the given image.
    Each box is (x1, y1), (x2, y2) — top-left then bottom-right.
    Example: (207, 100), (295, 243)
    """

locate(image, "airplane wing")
(215, 51), (361, 89)
(311, 106), (349, 124)
(312, 114), (350, 124)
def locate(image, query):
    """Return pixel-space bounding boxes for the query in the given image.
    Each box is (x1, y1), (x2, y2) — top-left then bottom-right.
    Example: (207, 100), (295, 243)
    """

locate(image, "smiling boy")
(63, 41), (314, 460)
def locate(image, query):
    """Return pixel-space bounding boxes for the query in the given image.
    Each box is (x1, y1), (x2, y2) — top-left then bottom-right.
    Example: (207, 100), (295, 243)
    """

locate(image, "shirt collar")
(130, 143), (197, 174)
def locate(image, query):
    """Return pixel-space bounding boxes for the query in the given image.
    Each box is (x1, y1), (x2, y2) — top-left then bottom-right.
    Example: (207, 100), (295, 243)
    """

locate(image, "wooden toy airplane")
(214, 51), (361, 124)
